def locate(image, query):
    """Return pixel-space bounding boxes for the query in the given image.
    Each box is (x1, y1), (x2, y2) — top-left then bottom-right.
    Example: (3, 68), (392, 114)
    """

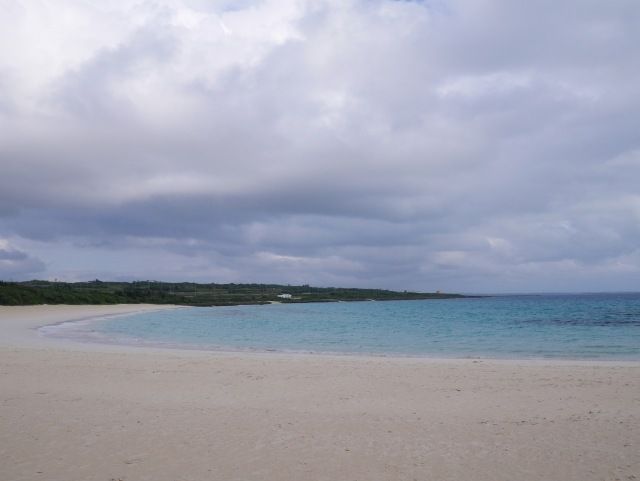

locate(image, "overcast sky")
(1, 0), (639, 293)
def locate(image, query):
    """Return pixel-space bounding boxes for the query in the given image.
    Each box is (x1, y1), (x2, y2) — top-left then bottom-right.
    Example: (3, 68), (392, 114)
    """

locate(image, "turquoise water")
(61, 294), (640, 359)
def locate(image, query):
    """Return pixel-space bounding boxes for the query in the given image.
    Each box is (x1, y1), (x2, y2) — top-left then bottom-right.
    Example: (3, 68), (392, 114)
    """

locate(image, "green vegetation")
(0, 280), (467, 306)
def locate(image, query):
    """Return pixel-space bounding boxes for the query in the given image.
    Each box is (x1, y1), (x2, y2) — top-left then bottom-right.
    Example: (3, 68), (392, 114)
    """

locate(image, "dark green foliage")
(0, 280), (467, 306)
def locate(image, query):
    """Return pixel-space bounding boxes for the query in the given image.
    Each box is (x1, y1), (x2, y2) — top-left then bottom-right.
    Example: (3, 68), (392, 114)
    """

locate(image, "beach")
(1, 305), (639, 481)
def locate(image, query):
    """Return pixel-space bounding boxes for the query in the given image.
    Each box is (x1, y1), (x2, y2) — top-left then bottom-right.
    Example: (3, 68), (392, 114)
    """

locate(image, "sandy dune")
(1, 305), (639, 481)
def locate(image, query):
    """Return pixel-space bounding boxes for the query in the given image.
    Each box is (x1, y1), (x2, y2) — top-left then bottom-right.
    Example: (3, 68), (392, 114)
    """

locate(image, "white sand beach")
(1, 305), (639, 481)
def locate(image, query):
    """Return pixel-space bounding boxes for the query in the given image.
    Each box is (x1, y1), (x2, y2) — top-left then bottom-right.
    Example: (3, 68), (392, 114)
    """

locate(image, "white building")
(277, 293), (292, 299)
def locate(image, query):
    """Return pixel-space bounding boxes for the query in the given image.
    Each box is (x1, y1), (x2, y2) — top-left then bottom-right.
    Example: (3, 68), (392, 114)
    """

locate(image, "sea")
(40, 293), (640, 360)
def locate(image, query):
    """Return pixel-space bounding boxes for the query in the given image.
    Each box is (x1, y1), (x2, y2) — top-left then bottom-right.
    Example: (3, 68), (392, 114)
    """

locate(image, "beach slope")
(1, 305), (639, 481)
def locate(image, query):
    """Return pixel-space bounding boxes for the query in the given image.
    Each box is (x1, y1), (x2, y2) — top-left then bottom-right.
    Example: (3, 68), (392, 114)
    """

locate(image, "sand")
(1, 305), (639, 481)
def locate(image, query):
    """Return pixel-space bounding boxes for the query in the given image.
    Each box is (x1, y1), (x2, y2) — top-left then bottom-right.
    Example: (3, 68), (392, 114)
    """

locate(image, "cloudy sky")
(1, 0), (639, 293)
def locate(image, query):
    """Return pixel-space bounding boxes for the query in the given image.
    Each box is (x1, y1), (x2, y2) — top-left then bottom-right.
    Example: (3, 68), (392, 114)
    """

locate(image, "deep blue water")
(58, 293), (640, 359)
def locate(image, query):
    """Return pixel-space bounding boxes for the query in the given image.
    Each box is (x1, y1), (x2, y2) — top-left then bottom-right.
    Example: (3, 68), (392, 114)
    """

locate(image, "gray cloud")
(0, 0), (639, 291)
(0, 240), (46, 279)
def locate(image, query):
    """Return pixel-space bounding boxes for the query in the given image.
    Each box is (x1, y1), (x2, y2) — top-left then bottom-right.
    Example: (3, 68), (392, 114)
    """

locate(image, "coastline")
(5, 303), (639, 364)
(0, 304), (185, 352)
(1, 305), (639, 480)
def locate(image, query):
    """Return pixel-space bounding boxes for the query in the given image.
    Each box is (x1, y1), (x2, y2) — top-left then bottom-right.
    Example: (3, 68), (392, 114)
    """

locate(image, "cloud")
(0, 239), (46, 279)
(0, 0), (639, 291)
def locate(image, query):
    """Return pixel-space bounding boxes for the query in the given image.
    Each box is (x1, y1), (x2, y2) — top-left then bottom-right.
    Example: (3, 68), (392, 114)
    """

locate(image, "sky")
(1, 0), (639, 293)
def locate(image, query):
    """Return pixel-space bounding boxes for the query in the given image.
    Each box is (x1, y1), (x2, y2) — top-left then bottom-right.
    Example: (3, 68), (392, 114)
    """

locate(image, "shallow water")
(45, 293), (640, 359)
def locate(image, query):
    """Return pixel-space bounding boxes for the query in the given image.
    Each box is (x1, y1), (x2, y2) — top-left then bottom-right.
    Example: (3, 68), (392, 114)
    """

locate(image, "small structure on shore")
(277, 293), (292, 299)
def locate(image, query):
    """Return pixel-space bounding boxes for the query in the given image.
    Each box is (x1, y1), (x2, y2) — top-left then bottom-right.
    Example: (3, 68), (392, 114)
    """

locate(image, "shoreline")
(1, 304), (637, 365)
(2, 305), (639, 481)
(0, 304), (185, 351)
